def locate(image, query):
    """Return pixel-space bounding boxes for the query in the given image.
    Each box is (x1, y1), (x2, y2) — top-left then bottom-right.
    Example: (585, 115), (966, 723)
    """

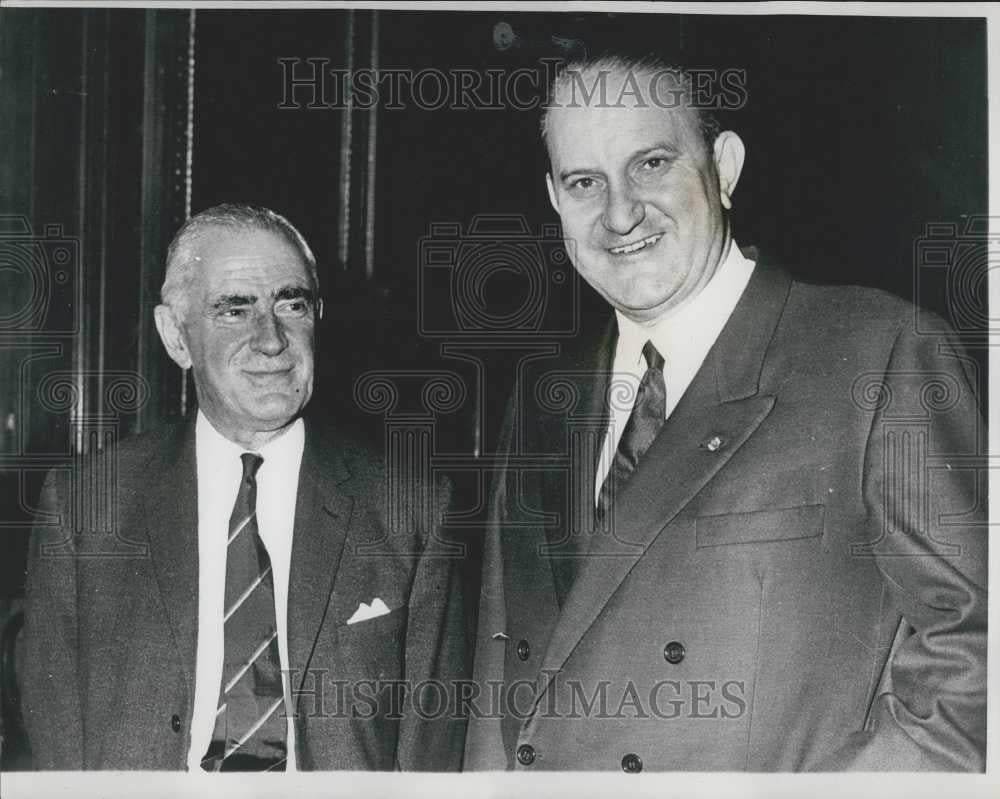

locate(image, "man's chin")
(604, 287), (683, 321)
(243, 394), (309, 428)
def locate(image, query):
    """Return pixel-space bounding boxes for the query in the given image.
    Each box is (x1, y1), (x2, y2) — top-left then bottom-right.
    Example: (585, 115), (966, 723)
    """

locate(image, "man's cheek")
(208, 337), (245, 368)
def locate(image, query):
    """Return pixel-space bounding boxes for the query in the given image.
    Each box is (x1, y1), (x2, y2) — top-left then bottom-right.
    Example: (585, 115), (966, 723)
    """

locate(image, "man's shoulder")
(303, 416), (385, 480)
(781, 273), (965, 354)
(516, 312), (616, 380)
(309, 418), (448, 497)
(787, 276), (914, 324)
(754, 259), (971, 385)
(303, 416), (451, 533)
(746, 249), (913, 327)
(748, 251), (945, 343)
(38, 421), (191, 510)
(108, 420), (191, 467)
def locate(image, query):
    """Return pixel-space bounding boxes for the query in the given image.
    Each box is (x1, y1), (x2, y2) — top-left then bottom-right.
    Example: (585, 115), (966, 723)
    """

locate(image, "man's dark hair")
(540, 51), (723, 156)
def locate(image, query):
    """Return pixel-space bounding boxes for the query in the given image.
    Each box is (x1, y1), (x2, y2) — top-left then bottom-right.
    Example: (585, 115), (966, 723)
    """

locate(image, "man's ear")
(154, 304), (193, 370)
(317, 297), (324, 321)
(713, 131), (746, 210)
(545, 172), (560, 215)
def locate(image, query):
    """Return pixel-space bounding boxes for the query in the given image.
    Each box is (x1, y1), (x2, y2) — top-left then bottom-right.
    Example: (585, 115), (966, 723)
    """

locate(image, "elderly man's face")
(156, 227), (319, 446)
(545, 70), (744, 323)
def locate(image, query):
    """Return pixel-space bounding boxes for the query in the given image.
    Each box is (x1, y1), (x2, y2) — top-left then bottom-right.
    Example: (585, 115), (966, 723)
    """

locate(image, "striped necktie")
(552, 340), (668, 603)
(597, 340), (667, 520)
(201, 452), (288, 771)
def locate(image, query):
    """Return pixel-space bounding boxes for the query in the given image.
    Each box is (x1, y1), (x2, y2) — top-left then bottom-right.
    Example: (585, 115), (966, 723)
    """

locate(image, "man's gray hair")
(540, 52), (723, 156)
(160, 203), (318, 316)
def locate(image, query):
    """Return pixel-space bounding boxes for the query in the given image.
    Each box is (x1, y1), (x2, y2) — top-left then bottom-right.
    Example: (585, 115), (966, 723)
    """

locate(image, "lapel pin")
(703, 435), (724, 452)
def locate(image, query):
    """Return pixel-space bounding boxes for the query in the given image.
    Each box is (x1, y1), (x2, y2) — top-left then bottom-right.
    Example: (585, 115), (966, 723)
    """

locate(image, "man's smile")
(243, 367), (294, 379)
(608, 233), (663, 256)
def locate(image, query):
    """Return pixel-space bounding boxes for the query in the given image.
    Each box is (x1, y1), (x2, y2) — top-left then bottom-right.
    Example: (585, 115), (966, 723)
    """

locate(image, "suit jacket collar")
(536, 316), (616, 605)
(538, 247), (789, 438)
(143, 415), (356, 699)
(287, 418), (355, 698)
(704, 246), (792, 404)
(144, 420), (199, 687)
(531, 251), (792, 705)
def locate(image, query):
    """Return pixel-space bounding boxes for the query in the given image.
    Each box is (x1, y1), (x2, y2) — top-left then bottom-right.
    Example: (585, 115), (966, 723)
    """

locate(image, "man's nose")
(250, 312), (289, 355)
(602, 183), (645, 237)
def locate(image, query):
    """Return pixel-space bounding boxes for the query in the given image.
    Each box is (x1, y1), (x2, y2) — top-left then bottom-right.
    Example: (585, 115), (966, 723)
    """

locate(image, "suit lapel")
(535, 393), (775, 700)
(537, 317), (616, 604)
(533, 255), (792, 703)
(144, 421), (199, 686)
(287, 419), (354, 699)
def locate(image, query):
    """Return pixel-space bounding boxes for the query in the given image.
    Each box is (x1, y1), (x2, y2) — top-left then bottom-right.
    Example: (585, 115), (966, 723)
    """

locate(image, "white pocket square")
(347, 597), (391, 625)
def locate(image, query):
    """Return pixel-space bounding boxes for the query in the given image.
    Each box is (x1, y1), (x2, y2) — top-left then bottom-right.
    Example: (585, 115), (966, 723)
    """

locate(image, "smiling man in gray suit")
(465, 54), (986, 772)
(23, 204), (466, 771)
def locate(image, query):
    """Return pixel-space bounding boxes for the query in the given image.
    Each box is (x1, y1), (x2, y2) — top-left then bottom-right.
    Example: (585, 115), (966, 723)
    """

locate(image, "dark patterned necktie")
(596, 340), (667, 521)
(201, 452), (287, 772)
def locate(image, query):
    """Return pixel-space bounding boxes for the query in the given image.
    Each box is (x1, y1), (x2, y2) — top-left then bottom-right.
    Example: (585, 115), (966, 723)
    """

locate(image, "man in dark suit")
(22, 204), (467, 770)
(464, 54), (986, 771)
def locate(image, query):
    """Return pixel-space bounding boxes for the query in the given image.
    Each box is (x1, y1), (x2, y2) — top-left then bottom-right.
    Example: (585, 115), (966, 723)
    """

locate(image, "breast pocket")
(695, 504), (825, 548)
(334, 605), (408, 681)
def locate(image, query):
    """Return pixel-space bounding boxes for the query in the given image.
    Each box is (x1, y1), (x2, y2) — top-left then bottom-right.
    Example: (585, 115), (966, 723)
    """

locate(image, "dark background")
(0, 8), (989, 768)
(192, 11), (989, 437)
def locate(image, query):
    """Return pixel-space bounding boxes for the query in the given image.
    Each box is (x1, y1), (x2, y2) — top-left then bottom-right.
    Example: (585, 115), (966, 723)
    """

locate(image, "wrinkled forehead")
(189, 227), (314, 292)
(550, 64), (694, 110)
(546, 67), (703, 160)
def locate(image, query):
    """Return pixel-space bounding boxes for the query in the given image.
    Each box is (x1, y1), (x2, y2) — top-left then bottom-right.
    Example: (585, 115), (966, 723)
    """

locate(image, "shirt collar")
(195, 410), (305, 474)
(614, 241), (756, 368)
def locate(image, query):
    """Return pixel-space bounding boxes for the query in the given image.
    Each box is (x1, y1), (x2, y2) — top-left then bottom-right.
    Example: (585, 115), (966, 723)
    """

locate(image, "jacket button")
(663, 640), (685, 664)
(516, 639), (530, 661)
(622, 753), (642, 773)
(516, 744), (536, 766)
(170, 714), (182, 733)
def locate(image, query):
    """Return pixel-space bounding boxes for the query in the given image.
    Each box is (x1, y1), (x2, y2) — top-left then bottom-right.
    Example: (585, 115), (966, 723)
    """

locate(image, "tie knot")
(240, 453), (264, 481)
(642, 340), (665, 372)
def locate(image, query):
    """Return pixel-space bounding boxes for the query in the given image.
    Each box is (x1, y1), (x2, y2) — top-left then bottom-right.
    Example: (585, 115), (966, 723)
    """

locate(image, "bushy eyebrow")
(211, 293), (256, 310)
(275, 286), (316, 303)
(209, 286), (316, 310)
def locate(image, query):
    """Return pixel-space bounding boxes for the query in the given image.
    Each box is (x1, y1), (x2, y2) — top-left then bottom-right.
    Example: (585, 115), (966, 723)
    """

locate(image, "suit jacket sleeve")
(21, 468), (85, 769)
(394, 474), (468, 771)
(813, 317), (987, 771)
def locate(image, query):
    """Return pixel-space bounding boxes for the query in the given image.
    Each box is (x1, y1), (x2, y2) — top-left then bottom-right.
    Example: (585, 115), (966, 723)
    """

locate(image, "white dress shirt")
(595, 243), (756, 503)
(187, 411), (305, 771)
